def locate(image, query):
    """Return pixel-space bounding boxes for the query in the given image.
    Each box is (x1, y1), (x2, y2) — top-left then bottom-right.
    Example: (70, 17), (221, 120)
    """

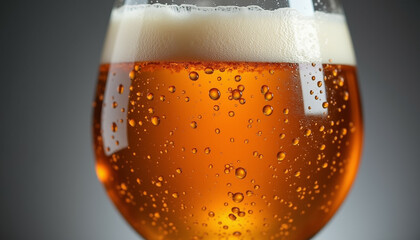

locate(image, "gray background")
(1, 0), (419, 239)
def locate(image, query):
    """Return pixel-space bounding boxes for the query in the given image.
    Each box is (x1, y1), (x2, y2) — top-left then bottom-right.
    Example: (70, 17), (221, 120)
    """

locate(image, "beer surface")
(102, 4), (355, 65)
(93, 61), (362, 240)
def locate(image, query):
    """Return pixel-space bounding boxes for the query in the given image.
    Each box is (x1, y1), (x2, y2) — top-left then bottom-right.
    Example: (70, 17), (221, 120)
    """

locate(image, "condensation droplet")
(265, 92), (274, 101)
(235, 168), (247, 179)
(232, 192), (244, 203)
(168, 86), (176, 93)
(209, 88), (221, 100)
(277, 152), (286, 161)
(215, 128), (221, 134)
(205, 67), (214, 74)
(189, 71), (199, 81)
(232, 89), (242, 100)
(151, 116), (160, 126)
(128, 119), (136, 127)
(204, 147), (211, 154)
(261, 85), (269, 94)
(322, 102), (329, 108)
(235, 75), (242, 82)
(118, 84), (124, 94)
(111, 122), (118, 132)
(146, 93), (154, 100)
(208, 211), (215, 217)
(190, 121), (197, 129)
(263, 105), (273, 116)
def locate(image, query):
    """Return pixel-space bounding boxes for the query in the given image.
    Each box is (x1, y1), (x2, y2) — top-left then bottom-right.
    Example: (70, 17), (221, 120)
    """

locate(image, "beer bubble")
(277, 151), (286, 161)
(111, 122), (118, 132)
(263, 105), (273, 116)
(217, 76), (222, 81)
(228, 111), (235, 117)
(208, 211), (215, 217)
(118, 84), (124, 94)
(239, 98), (246, 105)
(129, 119), (136, 127)
(213, 105), (220, 111)
(229, 214), (237, 220)
(232, 192), (244, 203)
(283, 108), (290, 115)
(189, 71), (199, 81)
(232, 89), (242, 100)
(246, 190), (253, 196)
(209, 88), (221, 100)
(235, 75), (242, 82)
(261, 85), (269, 94)
(168, 86), (176, 93)
(190, 121), (197, 129)
(233, 231), (241, 237)
(146, 93), (154, 100)
(148, 108), (154, 114)
(205, 67), (214, 74)
(159, 95), (165, 101)
(215, 128), (221, 134)
(235, 168), (247, 179)
(175, 168), (182, 174)
(151, 116), (160, 126)
(185, 97), (190, 102)
(192, 148), (197, 154)
(238, 85), (245, 91)
(264, 92), (274, 101)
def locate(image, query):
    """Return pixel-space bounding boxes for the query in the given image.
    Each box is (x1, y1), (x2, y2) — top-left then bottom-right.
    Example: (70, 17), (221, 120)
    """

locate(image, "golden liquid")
(93, 62), (363, 240)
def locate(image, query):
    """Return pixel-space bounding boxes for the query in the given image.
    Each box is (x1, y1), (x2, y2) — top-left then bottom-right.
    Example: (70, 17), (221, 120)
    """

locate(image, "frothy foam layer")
(101, 4), (355, 65)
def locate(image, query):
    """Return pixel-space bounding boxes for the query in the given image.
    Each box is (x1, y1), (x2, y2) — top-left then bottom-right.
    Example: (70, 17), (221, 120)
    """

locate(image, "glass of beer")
(93, 0), (363, 239)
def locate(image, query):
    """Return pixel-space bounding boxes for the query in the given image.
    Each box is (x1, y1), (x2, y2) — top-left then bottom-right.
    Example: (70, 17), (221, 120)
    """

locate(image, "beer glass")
(93, 0), (363, 239)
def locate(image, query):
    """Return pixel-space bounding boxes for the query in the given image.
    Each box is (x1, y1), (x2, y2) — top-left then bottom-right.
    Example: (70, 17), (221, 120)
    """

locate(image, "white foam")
(101, 4), (356, 65)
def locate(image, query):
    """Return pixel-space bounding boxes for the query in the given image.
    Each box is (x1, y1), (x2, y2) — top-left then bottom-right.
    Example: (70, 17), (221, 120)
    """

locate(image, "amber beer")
(93, 4), (362, 240)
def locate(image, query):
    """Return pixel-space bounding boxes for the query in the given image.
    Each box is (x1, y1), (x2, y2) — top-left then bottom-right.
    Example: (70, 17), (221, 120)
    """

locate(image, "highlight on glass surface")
(92, 0), (363, 239)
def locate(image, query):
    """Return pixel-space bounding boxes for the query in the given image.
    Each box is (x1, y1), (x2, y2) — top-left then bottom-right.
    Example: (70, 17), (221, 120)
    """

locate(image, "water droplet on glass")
(151, 116), (160, 126)
(235, 168), (247, 179)
(168, 86), (176, 93)
(263, 105), (273, 116)
(277, 152), (286, 161)
(232, 192), (244, 203)
(209, 88), (221, 100)
(146, 93), (154, 100)
(189, 71), (199, 81)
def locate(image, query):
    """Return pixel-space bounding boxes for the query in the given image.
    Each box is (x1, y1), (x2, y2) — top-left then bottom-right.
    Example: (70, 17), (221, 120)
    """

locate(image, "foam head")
(101, 4), (356, 65)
